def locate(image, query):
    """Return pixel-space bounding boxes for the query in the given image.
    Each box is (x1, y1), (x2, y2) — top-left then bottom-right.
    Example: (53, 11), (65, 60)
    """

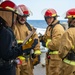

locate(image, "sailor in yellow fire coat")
(39, 8), (65, 75)
(59, 8), (75, 75)
(12, 4), (41, 75)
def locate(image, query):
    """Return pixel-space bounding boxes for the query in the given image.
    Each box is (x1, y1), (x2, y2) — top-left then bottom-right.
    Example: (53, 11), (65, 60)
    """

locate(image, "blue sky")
(12, 0), (75, 20)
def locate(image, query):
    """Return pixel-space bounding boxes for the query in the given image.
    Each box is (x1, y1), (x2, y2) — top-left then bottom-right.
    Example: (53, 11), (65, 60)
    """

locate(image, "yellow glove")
(46, 39), (51, 48)
(34, 50), (41, 55)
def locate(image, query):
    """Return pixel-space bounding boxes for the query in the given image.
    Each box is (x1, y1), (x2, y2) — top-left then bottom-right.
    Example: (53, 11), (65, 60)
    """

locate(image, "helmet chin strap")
(11, 12), (15, 28)
(49, 17), (56, 26)
(45, 17), (56, 26)
(68, 21), (72, 28)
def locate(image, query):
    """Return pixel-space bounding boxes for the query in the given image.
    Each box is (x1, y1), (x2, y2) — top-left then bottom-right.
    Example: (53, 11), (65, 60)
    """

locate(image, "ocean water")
(27, 20), (67, 35)
(27, 20), (47, 28)
(27, 20), (67, 28)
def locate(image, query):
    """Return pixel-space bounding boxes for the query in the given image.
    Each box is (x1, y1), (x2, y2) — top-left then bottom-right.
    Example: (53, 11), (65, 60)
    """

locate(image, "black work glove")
(31, 39), (38, 49)
(67, 50), (75, 60)
(32, 53), (36, 58)
(18, 43), (22, 47)
(41, 40), (46, 47)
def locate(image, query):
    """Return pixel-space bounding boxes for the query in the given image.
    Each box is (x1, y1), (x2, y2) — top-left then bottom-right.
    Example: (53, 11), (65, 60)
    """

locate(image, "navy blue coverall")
(0, 26), (23, 75)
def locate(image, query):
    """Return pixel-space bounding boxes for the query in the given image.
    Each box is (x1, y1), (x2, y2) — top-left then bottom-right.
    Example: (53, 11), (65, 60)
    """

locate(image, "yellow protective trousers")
(46, 54), (62, 75)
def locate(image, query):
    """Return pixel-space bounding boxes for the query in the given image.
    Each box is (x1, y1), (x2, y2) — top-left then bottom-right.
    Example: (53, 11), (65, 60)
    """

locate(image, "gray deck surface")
(33, 64), (46, 75)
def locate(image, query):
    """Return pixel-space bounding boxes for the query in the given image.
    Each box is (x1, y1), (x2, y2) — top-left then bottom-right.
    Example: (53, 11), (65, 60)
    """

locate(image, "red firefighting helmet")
(0, 1), (17, 12)
(44, 8), (59, 18)
(0, 0), (24, 27)
(0, 0), (24, 16)
(65, 8), (75, 19)
(17, 4), (30, 17)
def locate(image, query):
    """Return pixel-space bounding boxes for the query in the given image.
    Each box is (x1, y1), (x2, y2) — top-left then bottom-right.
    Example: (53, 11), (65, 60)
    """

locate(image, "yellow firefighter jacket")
(43, 20), (65, 51)
(59, 27), (75, 59)
(12, 22), (40, 51)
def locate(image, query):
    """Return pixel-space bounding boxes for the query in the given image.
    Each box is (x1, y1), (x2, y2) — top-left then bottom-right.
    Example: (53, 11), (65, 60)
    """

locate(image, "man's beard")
(18, 20), (25, 25)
